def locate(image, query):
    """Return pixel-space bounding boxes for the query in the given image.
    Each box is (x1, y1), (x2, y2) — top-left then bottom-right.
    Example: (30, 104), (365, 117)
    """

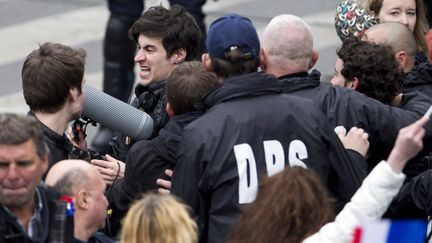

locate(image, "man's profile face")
(87, 172), (108, 229)
(330, 58), (347, 87)
(0, 139), (47, 209)
(134, 34), (178, 86)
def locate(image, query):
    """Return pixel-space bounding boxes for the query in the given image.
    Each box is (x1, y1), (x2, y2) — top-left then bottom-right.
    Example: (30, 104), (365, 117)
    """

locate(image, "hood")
(198, 72), (281, 110)
(152, 112), (202, 163)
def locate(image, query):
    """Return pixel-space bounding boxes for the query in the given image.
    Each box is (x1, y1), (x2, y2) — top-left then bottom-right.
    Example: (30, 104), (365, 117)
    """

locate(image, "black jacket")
(0, 185), (74, 243)
(28, 112), (90, 179)
(278, 71), (432, 171)
(106, 113), (201, 238)
(111, 81), (170, 161)
(385, 168), (432, 219)
(28, 112), (72, 172)
(402, 62), (432, 98)
(171, 72), (367, 243)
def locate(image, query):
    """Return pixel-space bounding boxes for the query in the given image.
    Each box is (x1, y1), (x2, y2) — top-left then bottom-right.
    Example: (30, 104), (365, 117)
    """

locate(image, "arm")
(157, 169), (173, 194)
(171, 130), (205, 213)
(336, 126), (369, 158)
(91, 155), (125, 185)
(303, 116), (428, 243)
(106, 140), (171, 237)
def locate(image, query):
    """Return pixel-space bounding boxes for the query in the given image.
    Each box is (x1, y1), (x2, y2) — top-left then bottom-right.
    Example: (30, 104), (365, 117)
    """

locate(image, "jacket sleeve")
(171, 131), (204, 213)
(327, 87), (432, 167)
(318, 113), (368, 210)
(401, 91), (432, 115)
(302, 161), (406, 243)
(386, 169), (432, 218)
(170, 127), (210, 243)
(106, 140), (171, 237)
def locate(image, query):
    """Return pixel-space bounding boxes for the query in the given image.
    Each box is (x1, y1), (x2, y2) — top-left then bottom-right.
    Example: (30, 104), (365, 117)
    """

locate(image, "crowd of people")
(1, 0), (432, 242)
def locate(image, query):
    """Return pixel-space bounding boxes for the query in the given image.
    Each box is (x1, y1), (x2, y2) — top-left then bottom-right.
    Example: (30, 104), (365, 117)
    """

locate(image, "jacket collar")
(27, 111), (72, 152)
(152, 112), (202, 163)
(134, 80), (166, 97)
(278, 70), (321, 93)
(404, 62), (432, 86)
(198, 72), (281, 110)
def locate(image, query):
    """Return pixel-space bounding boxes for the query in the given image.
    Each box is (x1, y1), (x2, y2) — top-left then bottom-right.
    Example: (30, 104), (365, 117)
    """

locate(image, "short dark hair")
(166, 61), (219, 115)
(228, 167), (335, 243)
(22, 42), (86, 113)
(337, 37), (404, 103)
(0, 113), (48, 159)
(210, 48), (260, 79)
(129, 5), (202, 61)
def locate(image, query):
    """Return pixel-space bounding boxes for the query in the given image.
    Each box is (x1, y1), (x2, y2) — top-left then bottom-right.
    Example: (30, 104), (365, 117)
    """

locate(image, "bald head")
(365, 22), (417, 68)
(46, 160), (108, 241)
(262, 14), (314, 74)
(45, 160), (101, 196)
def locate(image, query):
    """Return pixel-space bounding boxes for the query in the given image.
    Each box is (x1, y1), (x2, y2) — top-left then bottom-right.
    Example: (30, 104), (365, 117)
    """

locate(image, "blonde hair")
(120, 194), (198, 243)
(368, 0), (429, 54)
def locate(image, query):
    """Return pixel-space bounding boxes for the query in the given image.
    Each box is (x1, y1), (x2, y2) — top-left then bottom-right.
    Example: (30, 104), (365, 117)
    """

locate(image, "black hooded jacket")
(402, 62), (432, 98)
(171, 72), (367, 243)
(106, 112), (202, 237)
(278, 70), (432, 171)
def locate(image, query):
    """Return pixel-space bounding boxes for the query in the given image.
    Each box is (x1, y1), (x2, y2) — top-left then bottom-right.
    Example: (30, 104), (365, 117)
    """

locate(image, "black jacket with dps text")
(171, 72), (367, 243)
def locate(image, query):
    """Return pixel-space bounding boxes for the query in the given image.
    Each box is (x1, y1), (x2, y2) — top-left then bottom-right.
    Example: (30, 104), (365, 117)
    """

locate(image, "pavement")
(0, 0), (341, 115)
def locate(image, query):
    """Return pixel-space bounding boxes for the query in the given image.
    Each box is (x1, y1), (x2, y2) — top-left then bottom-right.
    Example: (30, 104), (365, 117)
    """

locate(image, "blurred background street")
(0, 0), (341, 114)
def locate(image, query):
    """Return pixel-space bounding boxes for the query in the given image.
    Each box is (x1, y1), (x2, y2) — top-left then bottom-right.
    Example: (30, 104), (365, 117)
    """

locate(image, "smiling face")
(134, 34), (178, 86)
(378, 0), (416, 32)
(0, 139), (47, 211)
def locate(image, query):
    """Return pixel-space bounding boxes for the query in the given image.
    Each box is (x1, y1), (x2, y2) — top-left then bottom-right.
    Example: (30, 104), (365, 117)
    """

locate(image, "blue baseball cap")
(206, 13), (260, 60)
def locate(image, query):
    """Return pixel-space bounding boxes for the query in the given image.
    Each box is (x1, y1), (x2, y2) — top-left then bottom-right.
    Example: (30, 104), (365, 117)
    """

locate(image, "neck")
(265, 65), (308, 78)
(34, 109), (72, 136)
(74, 213), (95, 242)
(8, 200), (35, 231)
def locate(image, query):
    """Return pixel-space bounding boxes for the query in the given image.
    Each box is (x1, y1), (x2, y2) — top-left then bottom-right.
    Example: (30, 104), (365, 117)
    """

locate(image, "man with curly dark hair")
(331, 37), (404, 105)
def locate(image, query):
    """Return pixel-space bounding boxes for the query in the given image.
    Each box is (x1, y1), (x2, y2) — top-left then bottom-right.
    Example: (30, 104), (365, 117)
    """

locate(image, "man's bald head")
(365, 22), (417, 70)
(45, 160), (99, 196)
(262, 14), (314, 74)
(45, 159), (108, 241)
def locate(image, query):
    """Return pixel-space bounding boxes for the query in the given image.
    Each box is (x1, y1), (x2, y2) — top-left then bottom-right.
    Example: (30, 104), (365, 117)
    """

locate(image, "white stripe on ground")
(0, 4), (341, 112)
(0, 4), (108, 66)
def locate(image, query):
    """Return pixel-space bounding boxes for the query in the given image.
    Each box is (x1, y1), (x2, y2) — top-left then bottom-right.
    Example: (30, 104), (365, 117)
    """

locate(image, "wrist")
(386, 151), (406, 173)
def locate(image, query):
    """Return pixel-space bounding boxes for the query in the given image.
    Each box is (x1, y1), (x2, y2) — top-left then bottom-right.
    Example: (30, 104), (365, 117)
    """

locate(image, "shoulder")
(89, 232), (115, 243)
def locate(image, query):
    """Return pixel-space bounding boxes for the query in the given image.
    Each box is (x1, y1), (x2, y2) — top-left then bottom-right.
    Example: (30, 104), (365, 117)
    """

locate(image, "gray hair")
(52, 168), (90, 196)
(263, 14), (314, 69)
(0, 113), (48, 158)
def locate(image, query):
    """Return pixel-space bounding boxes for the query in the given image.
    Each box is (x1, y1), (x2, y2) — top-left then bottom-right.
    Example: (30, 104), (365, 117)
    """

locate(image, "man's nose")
(134, 49), (146, 63)
(6, 164), (19, 180)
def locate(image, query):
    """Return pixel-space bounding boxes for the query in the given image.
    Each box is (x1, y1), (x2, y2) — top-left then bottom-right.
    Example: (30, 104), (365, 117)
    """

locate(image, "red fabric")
(352, 226), (362, 243)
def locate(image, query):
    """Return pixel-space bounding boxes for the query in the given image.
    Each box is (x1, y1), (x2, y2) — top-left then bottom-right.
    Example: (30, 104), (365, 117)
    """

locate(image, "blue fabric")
(206, 14), (260, 60)
(386, 220), (427, 243)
